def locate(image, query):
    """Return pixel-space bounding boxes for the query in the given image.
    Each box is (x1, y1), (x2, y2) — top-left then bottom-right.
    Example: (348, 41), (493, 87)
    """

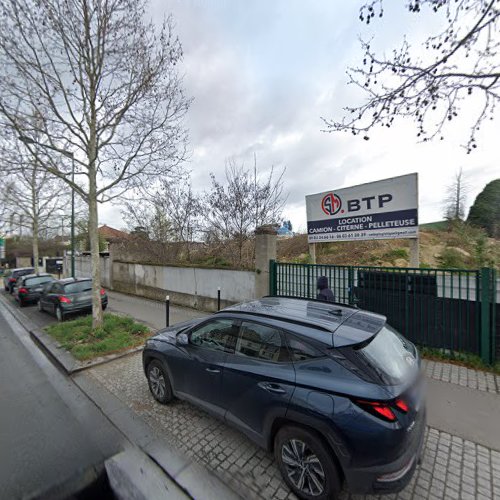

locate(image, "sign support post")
(409, 238), (419, 268)
(308, 243), (316, 264)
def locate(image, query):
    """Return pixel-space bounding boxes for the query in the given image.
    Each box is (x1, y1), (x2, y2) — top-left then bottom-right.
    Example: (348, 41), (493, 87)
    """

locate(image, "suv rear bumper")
(343, 407), (426, 494)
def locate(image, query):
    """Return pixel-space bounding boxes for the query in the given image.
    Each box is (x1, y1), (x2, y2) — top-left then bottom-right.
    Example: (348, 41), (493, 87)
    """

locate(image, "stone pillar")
(255, 225), (277, 298)
(108, 242), (115, 290)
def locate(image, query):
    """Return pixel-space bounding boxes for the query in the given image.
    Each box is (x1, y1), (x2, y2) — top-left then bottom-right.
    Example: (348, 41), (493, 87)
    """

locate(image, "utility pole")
(71, 155), (75, 278)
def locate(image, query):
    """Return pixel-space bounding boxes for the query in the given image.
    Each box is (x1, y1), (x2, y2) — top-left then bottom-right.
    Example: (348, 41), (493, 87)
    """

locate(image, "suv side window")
(190, 319), (239, 353)
(285, 334), (325, 362)
(235, 321), (289, 362)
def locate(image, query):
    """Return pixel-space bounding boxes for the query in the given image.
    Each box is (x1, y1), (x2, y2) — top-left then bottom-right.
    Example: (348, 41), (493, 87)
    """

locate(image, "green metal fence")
(269, 261), (499, 364)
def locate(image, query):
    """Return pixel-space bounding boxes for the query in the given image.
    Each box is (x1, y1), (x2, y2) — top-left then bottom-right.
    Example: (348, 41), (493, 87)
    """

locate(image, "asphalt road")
(0, 297), (125, 499)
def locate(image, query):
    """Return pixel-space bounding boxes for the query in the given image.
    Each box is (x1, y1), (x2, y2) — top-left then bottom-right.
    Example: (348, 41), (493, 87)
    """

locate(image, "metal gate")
(269, 261), (498, 363)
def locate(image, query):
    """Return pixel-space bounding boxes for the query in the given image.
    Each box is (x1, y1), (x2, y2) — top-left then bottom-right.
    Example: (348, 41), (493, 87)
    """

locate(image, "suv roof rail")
(264, 295), (358, 310)
(217, 309), (333, 333)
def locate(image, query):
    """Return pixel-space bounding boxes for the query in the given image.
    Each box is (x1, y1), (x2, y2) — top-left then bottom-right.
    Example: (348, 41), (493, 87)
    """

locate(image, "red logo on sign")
(321, 193), (342, 216)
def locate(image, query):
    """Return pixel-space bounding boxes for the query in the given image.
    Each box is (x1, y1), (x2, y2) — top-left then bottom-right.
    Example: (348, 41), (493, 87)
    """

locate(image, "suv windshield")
(356, 325), (418, 385)
(64, 281), (92, 293)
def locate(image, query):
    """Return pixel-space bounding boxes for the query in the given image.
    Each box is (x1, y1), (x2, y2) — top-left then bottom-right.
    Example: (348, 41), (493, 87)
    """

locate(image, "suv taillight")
(59, 296), (72, 304)
(18, 287), (28, 294)
(353, 398), (409, 422)
(395, 398), (409, 413)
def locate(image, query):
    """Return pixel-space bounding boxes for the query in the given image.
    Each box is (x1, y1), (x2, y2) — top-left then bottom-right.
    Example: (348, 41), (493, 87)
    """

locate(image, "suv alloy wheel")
(147, 360), (173, 404)
(275, 426), (341, 500)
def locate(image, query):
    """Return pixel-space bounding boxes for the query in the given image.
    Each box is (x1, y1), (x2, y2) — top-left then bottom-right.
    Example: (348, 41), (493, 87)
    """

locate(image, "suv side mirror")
(177, 332), (189, 345)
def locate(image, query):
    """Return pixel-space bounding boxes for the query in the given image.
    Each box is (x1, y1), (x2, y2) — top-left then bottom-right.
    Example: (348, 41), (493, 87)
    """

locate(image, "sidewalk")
(107, 290), (207, 331)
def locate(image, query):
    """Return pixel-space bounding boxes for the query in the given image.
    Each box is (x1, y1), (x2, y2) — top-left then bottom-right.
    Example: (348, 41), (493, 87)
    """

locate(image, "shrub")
(382, 248), (409, 262)
(437, 248), (467, 269)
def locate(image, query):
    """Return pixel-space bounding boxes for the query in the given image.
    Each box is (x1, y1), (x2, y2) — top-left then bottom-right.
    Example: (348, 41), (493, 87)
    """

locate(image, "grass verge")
(44, 313), (151, 361)
(419, 346), (500, 375)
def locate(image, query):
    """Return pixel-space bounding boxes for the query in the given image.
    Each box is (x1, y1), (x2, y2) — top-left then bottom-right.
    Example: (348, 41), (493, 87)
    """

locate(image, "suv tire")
(275, 425), (341, 500)
(147, 360), (173, 404)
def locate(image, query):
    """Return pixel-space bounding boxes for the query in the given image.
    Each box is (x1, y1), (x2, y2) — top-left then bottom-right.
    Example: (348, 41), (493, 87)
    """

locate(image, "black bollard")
(165, 295), (170, 327)
(217, 287), (221, 311)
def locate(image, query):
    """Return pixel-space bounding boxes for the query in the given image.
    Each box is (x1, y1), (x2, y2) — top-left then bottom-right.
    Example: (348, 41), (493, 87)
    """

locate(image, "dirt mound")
(277, 224), (499, 269)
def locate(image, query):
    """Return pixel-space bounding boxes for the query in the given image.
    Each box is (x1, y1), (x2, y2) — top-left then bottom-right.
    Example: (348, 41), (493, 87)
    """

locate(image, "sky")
(100, 0), (499, 233)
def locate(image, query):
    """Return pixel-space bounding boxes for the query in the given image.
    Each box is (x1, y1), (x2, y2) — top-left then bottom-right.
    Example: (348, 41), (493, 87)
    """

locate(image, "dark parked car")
(38, 277), (108, 321)
(143, 297), (425, 499)
(13, 273), (55, 306)
(3, 267), (35, 293)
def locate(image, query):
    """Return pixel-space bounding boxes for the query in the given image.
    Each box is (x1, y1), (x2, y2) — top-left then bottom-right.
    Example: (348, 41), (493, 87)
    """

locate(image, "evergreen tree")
(467, 179), (500, 238)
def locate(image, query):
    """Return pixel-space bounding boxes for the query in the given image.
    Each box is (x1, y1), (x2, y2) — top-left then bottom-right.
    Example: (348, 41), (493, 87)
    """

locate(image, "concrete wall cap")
(255, 225), (278, 235)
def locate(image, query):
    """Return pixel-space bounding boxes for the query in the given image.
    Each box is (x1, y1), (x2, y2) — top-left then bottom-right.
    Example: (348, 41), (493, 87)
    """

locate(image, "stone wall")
(66, 226), (278, 312)
(64, 255), (112, 288)
(112, 261), (256, 311)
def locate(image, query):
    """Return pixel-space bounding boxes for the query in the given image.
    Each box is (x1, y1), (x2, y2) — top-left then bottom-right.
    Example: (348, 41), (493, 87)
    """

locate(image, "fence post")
(307, 264), (311, 299)
(480, 268), (492, 365)
(165, 295), (170, 328)
(348, 267), (354, 305)
(492, 268), (497, 363)
(269, 260), (276, 296)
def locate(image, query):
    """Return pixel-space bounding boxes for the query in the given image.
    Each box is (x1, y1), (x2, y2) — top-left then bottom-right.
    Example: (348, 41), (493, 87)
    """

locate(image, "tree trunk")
(32, 220), (39, 274)
(88, 168), (102, 329)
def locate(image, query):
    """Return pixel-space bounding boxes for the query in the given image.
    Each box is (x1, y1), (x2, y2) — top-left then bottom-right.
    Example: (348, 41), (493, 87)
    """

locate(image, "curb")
(29, 327), (144, 375)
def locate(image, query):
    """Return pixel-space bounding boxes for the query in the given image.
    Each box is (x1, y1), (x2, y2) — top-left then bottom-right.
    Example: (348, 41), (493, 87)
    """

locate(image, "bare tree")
(204, 158), (286, 263)
(443, 168), (469, 221)
(158, 182), (201, 247)
(324, 0), (500, 152)
(123, 200), (175, 243)
(0, 0), (190, 327)
(123, 178), (200, 258)
(0, 156), (70, 273)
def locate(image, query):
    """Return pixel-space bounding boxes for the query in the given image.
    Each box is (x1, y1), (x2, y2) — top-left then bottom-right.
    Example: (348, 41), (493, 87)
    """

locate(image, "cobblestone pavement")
(89, 353), (500, 499)
(422, 359), (500, 394)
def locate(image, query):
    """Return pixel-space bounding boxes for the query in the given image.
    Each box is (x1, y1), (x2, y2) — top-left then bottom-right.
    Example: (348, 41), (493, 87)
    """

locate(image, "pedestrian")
(317, 276), (335, 302)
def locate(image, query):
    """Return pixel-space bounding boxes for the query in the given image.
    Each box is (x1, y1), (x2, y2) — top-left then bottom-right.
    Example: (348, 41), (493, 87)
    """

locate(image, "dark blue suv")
(143, 297), (426, 499)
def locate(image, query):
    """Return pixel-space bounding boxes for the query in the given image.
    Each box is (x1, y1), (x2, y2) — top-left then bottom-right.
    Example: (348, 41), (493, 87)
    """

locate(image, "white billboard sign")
(306, 173), (418, 243)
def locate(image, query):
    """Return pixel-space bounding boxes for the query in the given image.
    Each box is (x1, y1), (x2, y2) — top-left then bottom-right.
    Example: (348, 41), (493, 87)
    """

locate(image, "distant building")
(98, 224), (130, 251)
(277, 221), (294, 238)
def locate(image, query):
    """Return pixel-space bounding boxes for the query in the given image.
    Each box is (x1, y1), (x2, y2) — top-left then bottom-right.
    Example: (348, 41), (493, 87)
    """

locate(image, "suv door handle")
(206, 367), (220, 374)
(260, 382), (286, 394)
